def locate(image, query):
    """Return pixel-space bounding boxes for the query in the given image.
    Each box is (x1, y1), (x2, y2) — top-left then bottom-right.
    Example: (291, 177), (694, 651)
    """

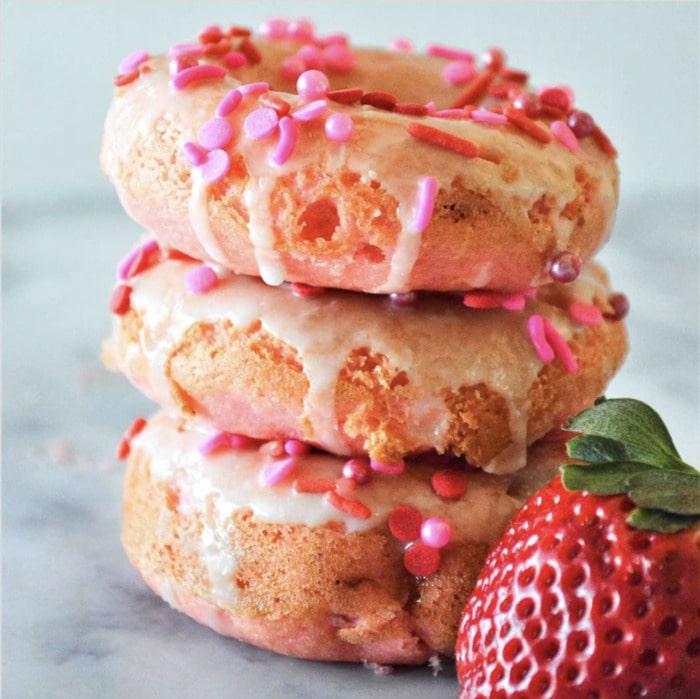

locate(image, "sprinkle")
(551, 120), (579, 152)
(222, 51), (247, 69)
(169, 42), (207, 58)
(169, 55), (199, 75)
(238, 81), (270, 96)
(463, 290), (503, 309)
(511, 92), (541, 118)
(185, 264), (218, 294)
(259, 439), (286, 457)
(291, 282), (325, 297)
(335, 477), (357, 498)
(604, 292), (629, 321)
(260, 456), (297, 486)
(481, 47), (506, 70)
(388, 292), (418, 307)
(389, 505), (423, 541)
(394, 102), (430, 116)
(420, 517), (452, 549)
(370, 459), (406, 476)
(291, 99), (328, 122)
(342, 457), (373, 485)
(182, 141), (207, 166)
(451, 70), (496, 108)
(204, 39), (233, 57)
(404, 543), (441, 577)
(413, 176), (438, 233)
(259, 17), (289, 39)
(326, 491), (371, 520)
(198, 24), (225, 43)
(200, 149), (231, 183)
(198, 431), (232, 455)
(118, 49), (150, 75)
(239, 38), (262, 65)
(322, 44), (356, 72)
(297, 44), (325, 69)
(360, 91), (398, 111)
(324, 112), (355, 142)
(113, 71), (139, 87)
(470, 108), (509, 126)
(569, 301), (603, 326)
(117, 239), (160, 280)
(504, 106), (552, 143)
(443, 60), (477, 86)
(488, 80), (522, 99)
(543, 318), (578, 373)
(592, 123), (618, 157)
(500, 292), (528, 312)
(284, 439), (310, 456)
(293, 477), (337, 494)
(270, 116), (297, 166)
(228, 433), (257, 449)
(407, 122), (480, 158)
(549, 250), (582, 283)
(431, 468), (469, 499)
(327, 88), (364, 104)
(287, 19), (315, 41)
(198, 117), (235, 150)
(171, 64), (226, 90)
(216, 89), (243, 117)
(109, 284), (132, 315)
(115, 416), (147, 460)
(280, 55), (306, 81)
(316, 32), (349, 47)
(259, 93), (292, 117)
(426, 44), (475, 62)
(389, 37), (414, 52)
(500, 67), (529, 83)
(567, 110), (595, 138)
(539, 86), (573, 112)
(296, 69), (330, 99)
(432, 108), (470, 119)
(528, 314), (555, 363)
(244, 107), (280, 140)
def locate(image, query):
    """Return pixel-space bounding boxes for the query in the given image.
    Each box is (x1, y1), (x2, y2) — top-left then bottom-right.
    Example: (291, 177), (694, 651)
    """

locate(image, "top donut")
(100, 18), (620, 294)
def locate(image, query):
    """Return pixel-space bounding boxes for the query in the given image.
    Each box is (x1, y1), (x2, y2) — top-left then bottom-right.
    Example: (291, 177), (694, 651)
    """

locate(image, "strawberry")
(455, 398), (700, 699)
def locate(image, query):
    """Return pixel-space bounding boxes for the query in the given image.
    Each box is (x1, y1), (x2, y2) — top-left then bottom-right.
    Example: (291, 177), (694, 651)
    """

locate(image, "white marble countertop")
(2, 2), (698, 698)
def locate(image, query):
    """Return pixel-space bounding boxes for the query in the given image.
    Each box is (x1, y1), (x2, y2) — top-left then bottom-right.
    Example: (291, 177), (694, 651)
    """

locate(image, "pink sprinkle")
(470, 108), (509, 126)
(198, 117), (235, 150)
(185, 264), (218, 294)
(200, 148), (231, 183)
(223, 51), (247, 69)
(244, 107), (280, 140)
(198, 431), (231, 456)
(551, 120), (579, 152)
(118, 49), (150, 75)
(443, 60), (477, 85)
(284, 439), (310, 456)
(500, 292), (527, 312)
(324, 112), (354, 142)
(426, 44), (475, 62)
(296, 69), (330, 99)
(432, 108), (470, 119)
(342, 458), (373, 485)
(216, 89), (243, 117)
(259, 17), (289, 39)
(281, 55), (307, 81)
(228, 433), (257, 449)
(297, 44), (325, 70)
(528, 314), (555, 363)
(569, 301), (603, 326)
(420, 517), (453, 549)
(370, 460), (406, 476)
(260, 456), (297, 486)
(238, 81), (270, 96)
(413, 176), (437, 233)
(169, 42), (207, 58)
(315, 33), (348, 48)
(390, 37), (414, 52)
(322, 44), (356, 72)
(270, 116), (297, 166)
(287, 19), (316, 41)
(543, 318), (578, 373)
(117, 239), (160, 280)
(171, 64), (226, 90)
(182, 141), (207, 166)
(291, 99), (328, 122)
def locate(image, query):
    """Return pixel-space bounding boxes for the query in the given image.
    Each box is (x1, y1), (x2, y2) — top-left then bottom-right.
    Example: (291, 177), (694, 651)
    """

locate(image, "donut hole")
(298, 198), (340, 241)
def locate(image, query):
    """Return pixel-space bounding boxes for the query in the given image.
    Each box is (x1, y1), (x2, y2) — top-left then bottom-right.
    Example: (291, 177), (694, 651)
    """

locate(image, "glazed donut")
(122, 410), (570, 664)
(103, 239), (627, 472)
(100, 19), (619, 294)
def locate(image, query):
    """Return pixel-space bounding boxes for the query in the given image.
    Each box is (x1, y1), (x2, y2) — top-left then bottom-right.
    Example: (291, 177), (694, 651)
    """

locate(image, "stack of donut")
(101, 18), (628, 665)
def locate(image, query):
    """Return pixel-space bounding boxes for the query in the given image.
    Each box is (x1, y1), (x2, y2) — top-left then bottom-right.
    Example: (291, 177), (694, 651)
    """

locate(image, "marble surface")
(2, 3), (699, 698)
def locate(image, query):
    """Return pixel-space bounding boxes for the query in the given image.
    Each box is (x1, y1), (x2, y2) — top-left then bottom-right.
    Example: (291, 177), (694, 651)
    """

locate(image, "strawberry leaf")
(561, 461), (659, 495)
(627, 470), (700, 515)
(566, 434), (632, 464)
(626, 507), (700, 533)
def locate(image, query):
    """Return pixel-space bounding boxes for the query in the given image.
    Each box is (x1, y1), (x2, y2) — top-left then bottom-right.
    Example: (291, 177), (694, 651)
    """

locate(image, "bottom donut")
(123, 411), (571, 665)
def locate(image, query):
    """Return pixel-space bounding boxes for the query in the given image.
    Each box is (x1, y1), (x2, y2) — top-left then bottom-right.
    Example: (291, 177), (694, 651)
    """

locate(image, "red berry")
(456, 476), (700, 698)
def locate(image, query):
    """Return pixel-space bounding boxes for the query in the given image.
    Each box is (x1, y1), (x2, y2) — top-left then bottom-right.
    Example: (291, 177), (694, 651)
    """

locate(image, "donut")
(122, 409), (572, 664)
(100, 19), (619, 294)
(103, 238), (628, 472)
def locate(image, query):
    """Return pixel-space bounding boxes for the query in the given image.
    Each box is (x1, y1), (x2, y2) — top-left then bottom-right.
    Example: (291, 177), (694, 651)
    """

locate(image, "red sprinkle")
(499, 67), (529, 83)
(290, 282), (325, 298)
(293, 477), (337, 494)
(463, 290), (503, 309)
(239, 37), (262, 65)
(431, 468), (469, 499)
(540, 86), (571, 112)
(404, 543), (441, 577)
(115, 416), (147, 460)
(109, 284), (132, 315)
(488, 80), (522, 100)
(592, 123), (618, 157)
(123, 243), (161, 279)
(451, 70), (496, 108)
(259, 92), (291, 117)
(394, 102), (430, 116)
(326, 491), (371, 520)
(481, 48), (505, 70)
(389, 505), (423, 542)
(504, 106), (552, 144)
(113, 70), (139, 87)
(407, 122), (480, 158)
(569, 301), (603, 326)
(327, 87), (364, 104)
(604, 292), (630, 321)
(360, 91), (398, 111)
